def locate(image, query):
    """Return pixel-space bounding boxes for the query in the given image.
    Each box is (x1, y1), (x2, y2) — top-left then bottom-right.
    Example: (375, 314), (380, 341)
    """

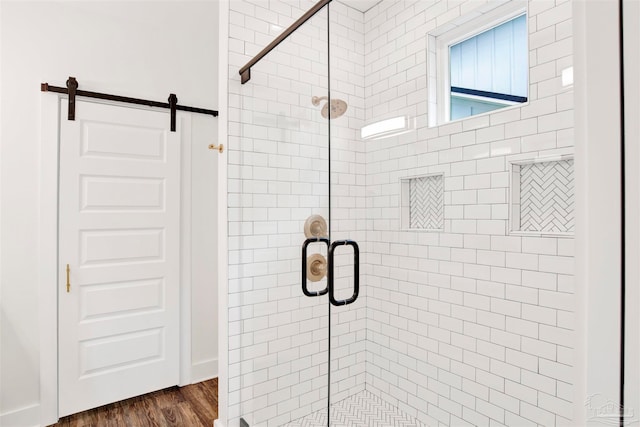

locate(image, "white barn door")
(58, 100), (181, 416)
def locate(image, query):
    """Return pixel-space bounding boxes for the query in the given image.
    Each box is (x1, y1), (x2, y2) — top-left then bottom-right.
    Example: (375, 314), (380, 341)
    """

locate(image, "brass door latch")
(208, 144), (224, 153)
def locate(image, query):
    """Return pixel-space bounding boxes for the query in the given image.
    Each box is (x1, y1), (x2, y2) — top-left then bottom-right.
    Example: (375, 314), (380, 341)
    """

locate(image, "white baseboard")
(0, 403), (40, 427)
(191, 357), (218, 383)
(213, 419), (225, 427)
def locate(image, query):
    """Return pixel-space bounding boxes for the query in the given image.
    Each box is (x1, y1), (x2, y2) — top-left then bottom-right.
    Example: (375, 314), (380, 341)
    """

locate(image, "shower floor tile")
(284, 390), (427, 427)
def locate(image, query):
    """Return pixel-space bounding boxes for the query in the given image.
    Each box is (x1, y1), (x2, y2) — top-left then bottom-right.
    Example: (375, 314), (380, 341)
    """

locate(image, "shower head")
(312, 96), (348, 119)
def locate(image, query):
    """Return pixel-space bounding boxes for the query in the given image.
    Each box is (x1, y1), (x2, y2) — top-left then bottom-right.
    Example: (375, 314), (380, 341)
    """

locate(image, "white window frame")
(427, 0), (529, 126)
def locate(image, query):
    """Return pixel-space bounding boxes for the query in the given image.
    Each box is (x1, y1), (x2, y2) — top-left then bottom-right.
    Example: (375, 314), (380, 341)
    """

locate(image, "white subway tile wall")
(363, 1), (574, 426)
(227, 0), (574, 426)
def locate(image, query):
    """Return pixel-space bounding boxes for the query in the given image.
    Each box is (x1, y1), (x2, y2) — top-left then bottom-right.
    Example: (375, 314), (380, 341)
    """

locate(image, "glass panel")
(449, 13), (528, 120)
(449, 14), (527, 96)
(327, 1), (573, 427)
(228, 5), (330, 426)
(328, 0), (367, 424)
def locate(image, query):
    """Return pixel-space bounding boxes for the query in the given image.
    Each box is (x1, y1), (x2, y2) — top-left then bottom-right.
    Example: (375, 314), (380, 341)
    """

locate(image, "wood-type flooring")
(50, 378), (218, 427)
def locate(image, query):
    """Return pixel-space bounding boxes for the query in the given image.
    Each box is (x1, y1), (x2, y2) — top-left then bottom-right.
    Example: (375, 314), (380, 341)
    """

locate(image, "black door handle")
(301, 237), (329, 297)
(328, 240), (359, 306)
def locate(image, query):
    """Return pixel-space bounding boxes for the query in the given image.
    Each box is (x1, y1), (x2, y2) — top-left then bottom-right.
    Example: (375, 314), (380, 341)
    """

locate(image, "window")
(449, 14), (528, 120)
(428, 2), (528, 125)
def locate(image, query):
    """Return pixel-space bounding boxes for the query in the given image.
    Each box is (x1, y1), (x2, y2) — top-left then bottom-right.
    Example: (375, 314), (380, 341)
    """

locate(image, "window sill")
(428, 100), (530, 130)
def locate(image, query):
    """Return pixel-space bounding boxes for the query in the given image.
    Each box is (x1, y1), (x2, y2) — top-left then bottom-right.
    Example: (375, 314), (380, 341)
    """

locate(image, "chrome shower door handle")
(302, 237), (330, 297)
(328, 240), (360, 306)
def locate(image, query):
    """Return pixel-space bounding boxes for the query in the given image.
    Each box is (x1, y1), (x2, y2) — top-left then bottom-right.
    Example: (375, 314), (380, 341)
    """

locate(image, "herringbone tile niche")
(401, 174), (444, 231)
(511, 158), (575, 235)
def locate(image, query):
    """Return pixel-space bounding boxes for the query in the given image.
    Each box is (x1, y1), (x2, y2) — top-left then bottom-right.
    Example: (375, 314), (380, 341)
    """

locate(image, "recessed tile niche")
(401, 174), (444, 231)
(510, 157), (575, 235)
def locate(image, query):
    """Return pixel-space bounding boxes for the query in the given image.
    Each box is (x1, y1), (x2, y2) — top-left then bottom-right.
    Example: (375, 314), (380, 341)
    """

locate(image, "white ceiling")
(336, 0), (382, 13)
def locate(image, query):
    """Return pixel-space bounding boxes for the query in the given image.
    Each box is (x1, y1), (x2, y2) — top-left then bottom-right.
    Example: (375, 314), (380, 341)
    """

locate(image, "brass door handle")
(208, 144), (224, 153)
(66, 264), (71, 293)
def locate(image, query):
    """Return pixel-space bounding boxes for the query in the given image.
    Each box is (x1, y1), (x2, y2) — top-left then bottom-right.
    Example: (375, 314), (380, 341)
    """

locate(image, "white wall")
(0, 1), (219, 423)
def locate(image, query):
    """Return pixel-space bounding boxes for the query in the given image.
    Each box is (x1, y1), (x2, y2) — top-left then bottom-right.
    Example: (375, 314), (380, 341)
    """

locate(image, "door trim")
(215, 1), (230, 426)
(38, 94), (193, 425)
(574, 1), (623, 425)
(623, 0), (640, 421)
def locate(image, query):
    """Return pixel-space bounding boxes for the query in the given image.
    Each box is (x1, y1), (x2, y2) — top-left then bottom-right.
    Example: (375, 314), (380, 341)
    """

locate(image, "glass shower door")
(230, 0), (583, 425)
(325, 1), (368, 425)
(229, 4), (333, 426)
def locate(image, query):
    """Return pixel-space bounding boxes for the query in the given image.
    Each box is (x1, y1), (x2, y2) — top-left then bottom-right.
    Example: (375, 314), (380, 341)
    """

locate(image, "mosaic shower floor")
(284, 390), (427, 427)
